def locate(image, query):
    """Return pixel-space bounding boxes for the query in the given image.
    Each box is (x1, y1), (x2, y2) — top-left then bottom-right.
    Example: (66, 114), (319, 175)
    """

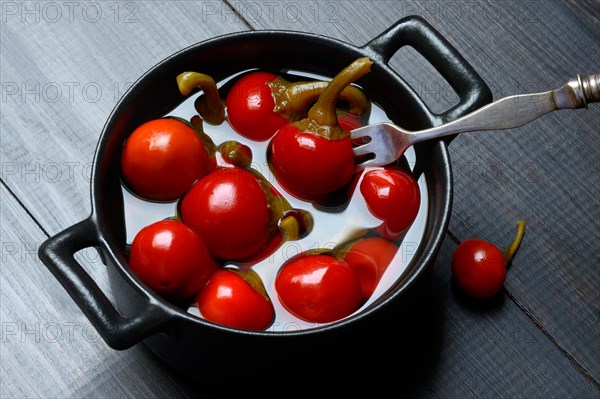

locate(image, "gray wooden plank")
(0, 183), (190, 398)
(441, 0), (600, 384)
(0, 1), (248, 236)
(227, 0), (600, 386)
(1, 1), (598, 398)
(0, 2), (247, 398)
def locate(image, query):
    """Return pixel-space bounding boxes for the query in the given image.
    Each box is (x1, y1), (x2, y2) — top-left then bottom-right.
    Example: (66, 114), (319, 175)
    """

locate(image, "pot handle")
(38, 217), (173, 350)
(363, 15), (492, 123)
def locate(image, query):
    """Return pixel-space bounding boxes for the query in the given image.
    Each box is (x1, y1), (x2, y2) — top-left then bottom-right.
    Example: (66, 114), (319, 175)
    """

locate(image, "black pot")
(39, 16), (491, 391)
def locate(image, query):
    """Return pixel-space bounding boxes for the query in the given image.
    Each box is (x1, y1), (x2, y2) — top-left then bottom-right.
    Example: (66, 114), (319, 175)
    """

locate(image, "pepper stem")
(190, 115), (217, 154)
(176, 72), (225, 125)
(218, 141), (252, 169)
(503, 220), (526, 265)
(308, 57), (372, 128)
(269, 78), (371, 121)
(279, 215), (300, 241)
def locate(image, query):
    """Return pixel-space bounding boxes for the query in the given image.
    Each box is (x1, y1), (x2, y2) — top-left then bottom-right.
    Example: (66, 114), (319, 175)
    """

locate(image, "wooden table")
(1, 1), (598, 397)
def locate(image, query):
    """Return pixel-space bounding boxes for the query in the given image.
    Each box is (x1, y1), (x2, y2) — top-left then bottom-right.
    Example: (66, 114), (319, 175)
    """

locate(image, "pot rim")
(41, 16), (492, 347)
(97, 29), (448, 335)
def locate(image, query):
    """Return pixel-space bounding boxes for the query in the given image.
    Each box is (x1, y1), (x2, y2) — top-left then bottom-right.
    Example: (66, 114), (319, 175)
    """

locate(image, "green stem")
(190, 115), (217, 155)
(268, 78), (371, 121)
(218, 141), (252, 169)
(503, 220), (526, 265)
(279, 215), (300, 241)
(308, 57), (372, 128)
(176, 71), (225, 125)
(293, 58), (372, 140)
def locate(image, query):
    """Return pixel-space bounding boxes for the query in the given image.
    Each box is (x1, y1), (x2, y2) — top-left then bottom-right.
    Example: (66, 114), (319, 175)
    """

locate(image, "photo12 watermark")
(199, 1), (340, 24)
(1, 240), (102, 265)
(396, 1), (547, 25)
(452, 160), (542, 185)
(1, 81), (135, 105)
(1, 1), (139, 24)
(1, 321), (101, 344)
(269, 239), (421, 265)
(1, 161), (94, 185)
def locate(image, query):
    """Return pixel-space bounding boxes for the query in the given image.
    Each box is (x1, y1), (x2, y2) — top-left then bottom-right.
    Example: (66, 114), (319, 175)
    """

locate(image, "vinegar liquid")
(121, 69), (429, 332)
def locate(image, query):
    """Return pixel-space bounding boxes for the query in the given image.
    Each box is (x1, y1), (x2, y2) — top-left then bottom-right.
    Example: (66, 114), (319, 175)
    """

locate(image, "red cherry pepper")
(179, 138), (311, 266)
(275, 253), (363, 323)
(225, 71), (371, 141)
(269, 127), (356, 197)
(120, 118), (213, 201)
(180, 167), (273, 261)
(269, 57), (373, 199)
(225, 71), (288, 141)
(197, 268), (275, 331)
(452, 221), (526, 298)
(128, 220), (219, 301)
(234, 180), (312, 268)
(339, 237), (398, 300)
(359, 167), (421, 241)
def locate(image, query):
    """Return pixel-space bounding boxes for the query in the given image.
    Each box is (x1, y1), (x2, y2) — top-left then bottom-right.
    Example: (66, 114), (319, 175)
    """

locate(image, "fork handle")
(580, 74), (600, 105)
(410, 74), (599, 143)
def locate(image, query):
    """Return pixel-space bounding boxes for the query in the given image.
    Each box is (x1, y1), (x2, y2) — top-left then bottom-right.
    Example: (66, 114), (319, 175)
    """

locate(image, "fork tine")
(352, 142), (374, 157)
(349, 124), (376, 140)
(351, 122), (406, 168)
(355, 158), (378, 169)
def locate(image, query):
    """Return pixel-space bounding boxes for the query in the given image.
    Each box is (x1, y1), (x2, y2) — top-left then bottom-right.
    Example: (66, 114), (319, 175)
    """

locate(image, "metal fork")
(352, 74), (599, 168)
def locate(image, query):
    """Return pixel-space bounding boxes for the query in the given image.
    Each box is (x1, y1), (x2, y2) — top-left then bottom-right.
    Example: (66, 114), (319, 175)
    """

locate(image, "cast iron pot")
(39, 16), (491, 390)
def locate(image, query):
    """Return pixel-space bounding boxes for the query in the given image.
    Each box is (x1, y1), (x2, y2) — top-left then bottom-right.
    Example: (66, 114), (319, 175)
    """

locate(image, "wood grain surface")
(1, 1), (598, 398)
